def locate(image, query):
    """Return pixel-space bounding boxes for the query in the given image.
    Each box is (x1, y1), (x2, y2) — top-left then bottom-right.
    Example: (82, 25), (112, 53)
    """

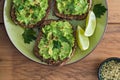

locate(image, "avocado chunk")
(56, 0), (89, 15)
(13, 0), (49, 26)
(38, 21), (75, 61)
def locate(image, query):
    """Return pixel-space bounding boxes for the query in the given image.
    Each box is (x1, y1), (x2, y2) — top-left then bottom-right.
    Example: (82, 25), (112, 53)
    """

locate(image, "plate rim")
(3, 0), (108, 66)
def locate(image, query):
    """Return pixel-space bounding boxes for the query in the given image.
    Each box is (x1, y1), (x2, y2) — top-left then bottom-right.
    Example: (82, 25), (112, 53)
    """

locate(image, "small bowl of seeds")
(98, 57), (120, 80)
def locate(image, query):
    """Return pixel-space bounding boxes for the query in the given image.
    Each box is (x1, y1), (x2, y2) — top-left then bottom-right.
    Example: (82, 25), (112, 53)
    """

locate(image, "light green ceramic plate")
(4, 0), (108, 65)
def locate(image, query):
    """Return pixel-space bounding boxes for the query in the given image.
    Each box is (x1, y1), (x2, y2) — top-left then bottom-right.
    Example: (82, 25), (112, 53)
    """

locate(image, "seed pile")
(100, 60), (120, 80)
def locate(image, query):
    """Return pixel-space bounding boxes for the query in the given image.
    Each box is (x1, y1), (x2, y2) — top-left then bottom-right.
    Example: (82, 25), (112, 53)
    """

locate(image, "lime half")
(76, 26), (89, 50)
(85, 11), (96, 37)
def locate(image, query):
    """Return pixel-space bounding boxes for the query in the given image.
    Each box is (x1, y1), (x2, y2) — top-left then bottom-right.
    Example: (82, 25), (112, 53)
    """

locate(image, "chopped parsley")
(93, 4), (107, 18)
(22, 28), (36, 44)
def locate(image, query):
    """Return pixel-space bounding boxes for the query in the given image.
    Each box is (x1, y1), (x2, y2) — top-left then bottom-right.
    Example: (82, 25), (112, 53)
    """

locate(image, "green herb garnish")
(93, 4), (107, 18)
(22, 28), (36, 44)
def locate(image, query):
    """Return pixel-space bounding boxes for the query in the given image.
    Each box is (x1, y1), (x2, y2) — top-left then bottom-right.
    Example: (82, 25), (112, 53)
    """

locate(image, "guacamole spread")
(56, 0), (89, 15)
(38, 21), (75, 61)
(13, 0), (48, 25)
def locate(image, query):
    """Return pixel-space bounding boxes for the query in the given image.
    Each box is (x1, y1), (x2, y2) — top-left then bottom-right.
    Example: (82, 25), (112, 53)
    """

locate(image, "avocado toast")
(34, 20), (76, 65)
(11, 0), (51, 28)
(54, 0), (92, 20)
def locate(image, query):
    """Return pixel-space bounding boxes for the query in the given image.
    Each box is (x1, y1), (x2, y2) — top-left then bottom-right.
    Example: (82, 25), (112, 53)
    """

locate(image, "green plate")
(4, 0), (108, 65)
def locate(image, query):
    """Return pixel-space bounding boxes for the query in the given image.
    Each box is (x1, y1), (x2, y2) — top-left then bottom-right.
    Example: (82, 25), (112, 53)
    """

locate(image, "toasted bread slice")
(54, 0), (92, 20)
(10, 0), (51, 28)
(33, 20), (76, 66)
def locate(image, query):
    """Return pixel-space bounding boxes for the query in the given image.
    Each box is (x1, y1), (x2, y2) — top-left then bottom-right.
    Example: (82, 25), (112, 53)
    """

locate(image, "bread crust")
(33, 20), (76, 66)
(54, 0), (92, 20)
(10, 0), (51, 28)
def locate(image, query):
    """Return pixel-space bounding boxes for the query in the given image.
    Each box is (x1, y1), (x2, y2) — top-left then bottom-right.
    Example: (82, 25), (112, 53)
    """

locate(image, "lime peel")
(76, 26), (89, 50)
(85, 11), (96, 37)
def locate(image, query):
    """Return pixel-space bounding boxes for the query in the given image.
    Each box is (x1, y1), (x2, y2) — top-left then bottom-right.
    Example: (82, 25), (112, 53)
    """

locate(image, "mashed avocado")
(38, 21), (75, 61)
(13, 0), (48, 25)
(56, 0), (89, 15)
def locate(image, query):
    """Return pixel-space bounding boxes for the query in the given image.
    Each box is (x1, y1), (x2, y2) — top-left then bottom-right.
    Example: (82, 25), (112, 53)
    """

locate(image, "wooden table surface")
(0, 0), (120, 80)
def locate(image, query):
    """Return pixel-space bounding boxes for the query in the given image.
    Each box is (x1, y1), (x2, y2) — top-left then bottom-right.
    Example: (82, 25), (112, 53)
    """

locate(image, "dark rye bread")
(33, 20), (76, 66)
(10, 0), (51, 28)
(54, 0), (92, 20)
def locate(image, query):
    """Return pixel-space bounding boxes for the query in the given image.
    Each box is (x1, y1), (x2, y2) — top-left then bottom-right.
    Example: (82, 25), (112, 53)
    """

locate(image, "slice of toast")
(33, 20), (76, 66)
(54, 0), (92, 20)
(10, 0), (51, 28)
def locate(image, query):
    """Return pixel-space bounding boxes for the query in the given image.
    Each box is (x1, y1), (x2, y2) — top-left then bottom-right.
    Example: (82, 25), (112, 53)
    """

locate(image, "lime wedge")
(85, 11), (96, 37)
(76, 26), (89, 50)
